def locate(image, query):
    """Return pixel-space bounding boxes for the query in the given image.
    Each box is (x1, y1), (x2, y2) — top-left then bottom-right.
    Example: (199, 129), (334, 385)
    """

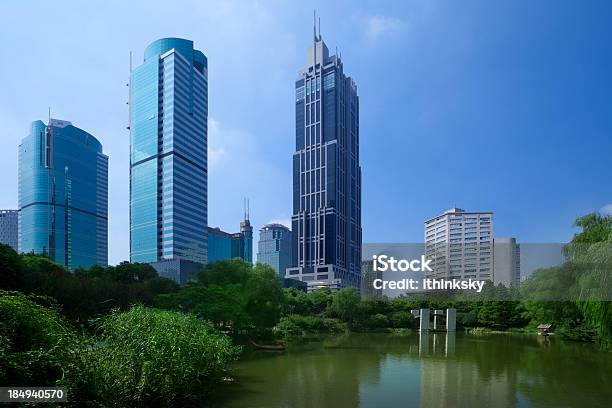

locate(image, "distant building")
(0, 210), (18, 250)
(424, 208), (494, 281)
(129, 37), (209, 279)
(361, 260), (383, 298)
(493, 237), (521, 288)
(149, 258), (202, 285)
(19, 119), (108, 269)
(208, 215), (253, 264)
(257, 223), (292, 278)
(286, 22), (362, 292)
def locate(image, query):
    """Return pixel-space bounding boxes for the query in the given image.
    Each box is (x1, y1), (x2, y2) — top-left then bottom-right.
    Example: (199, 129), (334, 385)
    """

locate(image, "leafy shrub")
(0, 291), (77, 386)
(388, 311), (416, 328)
(275, 315), (345, 336)
(83, 305), (239, 407)
(367, 314), (389, 329)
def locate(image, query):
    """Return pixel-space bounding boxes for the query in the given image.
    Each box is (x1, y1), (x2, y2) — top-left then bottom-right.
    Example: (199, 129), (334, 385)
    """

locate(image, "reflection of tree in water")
(226, 334), (390, 407)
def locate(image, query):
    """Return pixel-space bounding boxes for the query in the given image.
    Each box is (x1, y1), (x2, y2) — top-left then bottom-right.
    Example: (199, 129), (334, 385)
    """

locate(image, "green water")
(221, 332), (611, 408)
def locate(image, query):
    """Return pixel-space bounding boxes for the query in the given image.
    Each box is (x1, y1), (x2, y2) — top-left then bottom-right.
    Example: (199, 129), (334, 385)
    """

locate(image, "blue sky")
(1, 0), (611, 265)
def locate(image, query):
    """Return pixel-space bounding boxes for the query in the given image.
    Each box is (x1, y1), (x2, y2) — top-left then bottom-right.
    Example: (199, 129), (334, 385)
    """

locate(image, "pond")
(220, 332), (611, 408)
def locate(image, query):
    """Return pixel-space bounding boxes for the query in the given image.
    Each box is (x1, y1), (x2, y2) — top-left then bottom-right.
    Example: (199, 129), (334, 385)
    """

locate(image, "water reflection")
(222, 333), (611, 408)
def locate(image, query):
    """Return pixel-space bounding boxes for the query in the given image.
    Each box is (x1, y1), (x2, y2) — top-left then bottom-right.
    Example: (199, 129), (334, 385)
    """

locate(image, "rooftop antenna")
(126, 51), (132, 130)
(313, 10), (317, 42)
(318, 16), (321, 40)
(247, 199), (250, 221)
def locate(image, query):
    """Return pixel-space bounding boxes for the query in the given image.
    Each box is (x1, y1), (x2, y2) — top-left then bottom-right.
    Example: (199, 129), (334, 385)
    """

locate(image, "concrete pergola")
(411, 308), (456, 332)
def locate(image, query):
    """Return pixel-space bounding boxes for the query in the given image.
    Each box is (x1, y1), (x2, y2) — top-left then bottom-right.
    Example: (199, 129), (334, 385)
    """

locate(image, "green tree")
(0, 244), (23, 290)
(0, 291), (78, 386)
(329, 288), (363, 324)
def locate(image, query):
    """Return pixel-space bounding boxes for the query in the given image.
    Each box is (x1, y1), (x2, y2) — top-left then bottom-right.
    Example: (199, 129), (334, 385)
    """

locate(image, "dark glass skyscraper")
(286, 26), (362, 291)
(129, 38), (208, 269)
(18, 119), (108, 269)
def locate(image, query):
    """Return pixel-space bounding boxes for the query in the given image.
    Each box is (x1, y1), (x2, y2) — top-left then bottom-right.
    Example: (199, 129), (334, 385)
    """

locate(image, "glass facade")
(207, 218), (253, 264)
(287, 32), (362, 291)
(130, 38), (208, 265)
(18, 119), (108, 269)
(257, 223), (292, 278)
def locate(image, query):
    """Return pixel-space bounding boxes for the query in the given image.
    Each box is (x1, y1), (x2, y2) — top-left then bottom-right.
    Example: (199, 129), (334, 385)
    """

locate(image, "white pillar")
(419, 308), (430, 331)
(446, 308), (456, 332)
(419, 330), (429, 356)
(434, 309), (444, 330)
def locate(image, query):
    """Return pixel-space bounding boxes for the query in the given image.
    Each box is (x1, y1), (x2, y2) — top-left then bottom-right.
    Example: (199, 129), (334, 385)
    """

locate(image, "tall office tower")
(424, 208), (494, 281)
(493, 237), (520, 288)
(0, 210), (19, 251)
(286, 21), (362, 292)
(18, 119), (108, 269)
(129, 38), (208, 279)
(257, 223), (292, 277)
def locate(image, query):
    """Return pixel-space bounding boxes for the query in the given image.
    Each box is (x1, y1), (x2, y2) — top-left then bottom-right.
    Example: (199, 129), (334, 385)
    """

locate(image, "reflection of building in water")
(361, 260), (383, 298)
(419, 345), (515, 408)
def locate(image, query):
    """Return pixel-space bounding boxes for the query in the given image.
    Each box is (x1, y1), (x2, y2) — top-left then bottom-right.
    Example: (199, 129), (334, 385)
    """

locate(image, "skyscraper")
(129, 38), (208, 276)
(18, 119), (108, 269)
(286, 21), (362, 291)
(257, 223), (292, 277)
(424, 208), (494, 281)
(0, 210), (18, 251)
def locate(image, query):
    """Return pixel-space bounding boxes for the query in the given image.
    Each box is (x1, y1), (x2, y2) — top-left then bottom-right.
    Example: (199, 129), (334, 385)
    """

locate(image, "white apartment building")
(424, 208), (494, 281)
(424, 208), (520, 287)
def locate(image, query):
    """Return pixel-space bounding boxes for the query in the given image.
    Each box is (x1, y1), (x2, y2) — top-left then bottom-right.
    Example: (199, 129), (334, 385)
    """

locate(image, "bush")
(83, 305), (240, 407)
(0, 291), (78, 386)
(367, 314), (389, 329)
(389, 311), (416, 328)
(275, 315), (346, 336)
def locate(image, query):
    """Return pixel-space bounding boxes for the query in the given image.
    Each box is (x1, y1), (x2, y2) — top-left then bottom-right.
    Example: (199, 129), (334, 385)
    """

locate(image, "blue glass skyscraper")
(286, 25), (362, 291)
(18, 119), (108, 269)
(129, 38), (208, 269)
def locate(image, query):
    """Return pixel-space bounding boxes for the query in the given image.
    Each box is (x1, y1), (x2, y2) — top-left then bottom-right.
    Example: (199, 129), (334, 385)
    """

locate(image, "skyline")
(2, 1), (612, 265)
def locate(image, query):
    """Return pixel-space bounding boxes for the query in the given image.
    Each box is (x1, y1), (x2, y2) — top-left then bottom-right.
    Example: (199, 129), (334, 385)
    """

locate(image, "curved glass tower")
(18, 119), (108, 269)
(129, 38), (208, 267)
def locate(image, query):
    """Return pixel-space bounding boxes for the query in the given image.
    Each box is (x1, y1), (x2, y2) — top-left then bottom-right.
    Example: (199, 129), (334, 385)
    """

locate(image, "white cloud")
(599, 204), (612, 216)
(361, 15), (404, 43)
(267, 216), (291, 228)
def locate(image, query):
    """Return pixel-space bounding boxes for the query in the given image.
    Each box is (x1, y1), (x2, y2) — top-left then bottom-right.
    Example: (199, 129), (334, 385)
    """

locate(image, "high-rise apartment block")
(257, 223), (292, 278)
(19, 119), (108, 269)
(129, 38), (208, 279)
(424, 208), (494, 281)
(424, 208), (520, 287)
(286, 24), (362, 292)
(0, 210), (18, 251)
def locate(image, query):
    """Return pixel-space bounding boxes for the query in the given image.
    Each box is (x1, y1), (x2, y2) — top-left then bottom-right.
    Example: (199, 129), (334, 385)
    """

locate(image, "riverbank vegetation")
(0, 212), (610, 404)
